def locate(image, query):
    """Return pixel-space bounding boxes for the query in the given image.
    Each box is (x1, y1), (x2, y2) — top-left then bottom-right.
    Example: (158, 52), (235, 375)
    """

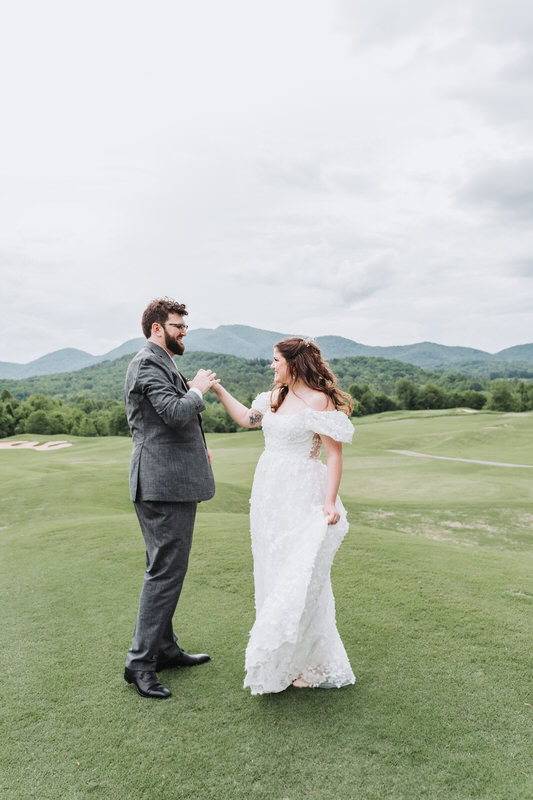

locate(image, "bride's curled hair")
(271, 337), (354, 415)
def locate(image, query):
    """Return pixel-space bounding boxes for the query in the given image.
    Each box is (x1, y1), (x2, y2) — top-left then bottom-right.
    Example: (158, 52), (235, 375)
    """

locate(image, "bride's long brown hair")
(270, 337), (354, 415)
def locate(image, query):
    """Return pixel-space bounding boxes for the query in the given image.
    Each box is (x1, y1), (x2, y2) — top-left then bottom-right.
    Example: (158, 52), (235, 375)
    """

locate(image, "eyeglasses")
(164, 323), (189, 331)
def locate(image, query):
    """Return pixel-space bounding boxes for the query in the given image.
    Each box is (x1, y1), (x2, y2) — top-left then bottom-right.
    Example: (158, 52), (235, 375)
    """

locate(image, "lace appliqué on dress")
(309, 433), (321, 459)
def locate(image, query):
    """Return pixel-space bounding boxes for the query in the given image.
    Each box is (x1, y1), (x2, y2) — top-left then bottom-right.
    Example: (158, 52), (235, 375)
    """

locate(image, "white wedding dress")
(243, 391), (356, 695)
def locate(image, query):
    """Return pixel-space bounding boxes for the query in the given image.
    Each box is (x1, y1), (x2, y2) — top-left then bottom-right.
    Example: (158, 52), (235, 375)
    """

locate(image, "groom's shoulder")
(127, 343), (150, 372)
(126, 343), (171, 383)
(129, 342), (149, 361)
(129, 342), (161, 366)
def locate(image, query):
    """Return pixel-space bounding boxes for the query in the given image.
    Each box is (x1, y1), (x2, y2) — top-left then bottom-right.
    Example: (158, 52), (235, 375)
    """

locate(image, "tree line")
(348, 378), (533, 416)
(0, 391), (131, 439)
(1, 374), (532, 439)
(0, 388), (250, 437)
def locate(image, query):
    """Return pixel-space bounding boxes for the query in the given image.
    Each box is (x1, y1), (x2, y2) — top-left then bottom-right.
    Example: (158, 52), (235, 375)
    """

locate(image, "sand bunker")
(0, 440), (72, 451)
(387, 450), (533, 468)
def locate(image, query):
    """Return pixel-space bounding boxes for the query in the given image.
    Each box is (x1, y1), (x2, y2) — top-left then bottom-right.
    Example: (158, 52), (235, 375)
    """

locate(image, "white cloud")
(339, 0), (533, 48)
(459, 158), (533, 220)
(0, 0), (532, 362)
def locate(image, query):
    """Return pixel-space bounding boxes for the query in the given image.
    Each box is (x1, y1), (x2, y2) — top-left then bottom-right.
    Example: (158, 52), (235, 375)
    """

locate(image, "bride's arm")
(212, 384), (264, 428)
(321, 434), (343, 525)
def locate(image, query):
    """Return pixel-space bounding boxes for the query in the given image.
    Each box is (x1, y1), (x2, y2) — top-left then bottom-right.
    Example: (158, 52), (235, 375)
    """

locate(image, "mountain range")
(1, 325), (532, 379)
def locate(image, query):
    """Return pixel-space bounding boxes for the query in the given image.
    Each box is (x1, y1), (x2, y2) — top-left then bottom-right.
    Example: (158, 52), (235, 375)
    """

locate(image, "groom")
(123, 297), (218, 699)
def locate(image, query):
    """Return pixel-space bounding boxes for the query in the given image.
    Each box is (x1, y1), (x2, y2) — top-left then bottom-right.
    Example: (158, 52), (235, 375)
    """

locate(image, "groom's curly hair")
(141, 297), (188, 338)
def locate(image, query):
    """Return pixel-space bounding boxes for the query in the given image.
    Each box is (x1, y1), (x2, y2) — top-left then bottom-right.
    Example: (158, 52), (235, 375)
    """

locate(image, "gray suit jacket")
(124, 341), (215, 502)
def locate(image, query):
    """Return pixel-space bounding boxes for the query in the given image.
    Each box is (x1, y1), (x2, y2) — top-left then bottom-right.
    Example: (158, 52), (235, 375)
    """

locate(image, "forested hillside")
(0, 350), (460, 405)
(0, 352), (272, 403)
(1, 351), (532, 438)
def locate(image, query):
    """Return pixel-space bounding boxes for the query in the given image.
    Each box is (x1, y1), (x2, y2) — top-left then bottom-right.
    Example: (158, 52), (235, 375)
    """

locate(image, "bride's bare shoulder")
(305, 391), (335, 412)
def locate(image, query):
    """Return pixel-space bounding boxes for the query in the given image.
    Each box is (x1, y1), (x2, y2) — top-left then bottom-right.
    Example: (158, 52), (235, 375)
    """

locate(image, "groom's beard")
(164, 330), (185, 356)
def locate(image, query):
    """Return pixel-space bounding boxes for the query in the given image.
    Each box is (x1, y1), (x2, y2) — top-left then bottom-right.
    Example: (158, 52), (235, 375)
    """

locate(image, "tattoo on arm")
(249, 411), (263, 426)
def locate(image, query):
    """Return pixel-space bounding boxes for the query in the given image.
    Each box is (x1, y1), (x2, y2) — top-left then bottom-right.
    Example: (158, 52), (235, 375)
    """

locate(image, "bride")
(212, 337), (355, 694)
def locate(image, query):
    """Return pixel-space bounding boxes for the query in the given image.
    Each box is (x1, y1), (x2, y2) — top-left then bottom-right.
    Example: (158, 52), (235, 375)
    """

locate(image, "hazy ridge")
(1, 325), (533, 379)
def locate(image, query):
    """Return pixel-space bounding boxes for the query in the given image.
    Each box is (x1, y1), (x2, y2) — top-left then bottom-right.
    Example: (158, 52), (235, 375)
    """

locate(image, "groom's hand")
(188, 369), (220, 395)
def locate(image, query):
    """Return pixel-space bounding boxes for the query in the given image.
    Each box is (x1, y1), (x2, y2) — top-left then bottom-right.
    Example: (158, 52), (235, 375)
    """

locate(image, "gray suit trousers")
(125, 500), (197, 671)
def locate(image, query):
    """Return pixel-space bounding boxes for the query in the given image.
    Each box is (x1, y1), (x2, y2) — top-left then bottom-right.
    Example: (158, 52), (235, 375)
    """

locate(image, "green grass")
(1, 411), (532, 799)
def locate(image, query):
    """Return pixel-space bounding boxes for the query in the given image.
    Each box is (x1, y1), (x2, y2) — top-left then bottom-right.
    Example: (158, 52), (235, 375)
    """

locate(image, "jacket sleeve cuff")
(187, 387), (206, 412)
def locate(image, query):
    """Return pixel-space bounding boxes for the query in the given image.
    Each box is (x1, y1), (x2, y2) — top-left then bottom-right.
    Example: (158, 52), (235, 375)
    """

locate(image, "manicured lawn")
(1, 411), (532, 799)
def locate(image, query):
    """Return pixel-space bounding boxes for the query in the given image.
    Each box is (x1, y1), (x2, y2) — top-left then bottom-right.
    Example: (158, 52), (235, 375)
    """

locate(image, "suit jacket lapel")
(176, 368), (207, 447)
(145, 343), (189, 393)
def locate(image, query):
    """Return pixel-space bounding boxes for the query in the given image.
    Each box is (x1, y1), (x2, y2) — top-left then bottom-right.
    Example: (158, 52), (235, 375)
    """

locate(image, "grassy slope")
(0, 412), (532, 800)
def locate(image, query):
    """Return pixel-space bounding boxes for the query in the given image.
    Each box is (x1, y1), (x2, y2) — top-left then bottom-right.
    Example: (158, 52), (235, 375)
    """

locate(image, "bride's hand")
(323, 502), (340, 525)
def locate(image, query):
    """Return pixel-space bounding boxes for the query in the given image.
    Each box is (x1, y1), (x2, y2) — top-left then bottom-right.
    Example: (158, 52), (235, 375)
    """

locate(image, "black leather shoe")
(124, 668), (172, 699)
(156, 650), (211, 671)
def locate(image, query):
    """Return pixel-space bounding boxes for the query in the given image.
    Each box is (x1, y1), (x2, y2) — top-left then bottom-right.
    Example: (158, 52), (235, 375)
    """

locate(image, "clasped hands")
(188, 369), (221, 395)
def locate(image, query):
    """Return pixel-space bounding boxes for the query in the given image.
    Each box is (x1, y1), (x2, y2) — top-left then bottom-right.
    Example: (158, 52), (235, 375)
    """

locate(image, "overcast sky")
(1, 0), (532, 363)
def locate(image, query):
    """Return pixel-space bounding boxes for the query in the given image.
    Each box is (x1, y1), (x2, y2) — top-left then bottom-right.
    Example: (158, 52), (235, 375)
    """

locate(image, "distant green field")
(1, 410), (532, 800)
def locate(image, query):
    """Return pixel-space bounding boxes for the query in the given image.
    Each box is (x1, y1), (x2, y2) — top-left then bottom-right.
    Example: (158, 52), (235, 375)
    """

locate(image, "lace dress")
(244, 391), (356, 695)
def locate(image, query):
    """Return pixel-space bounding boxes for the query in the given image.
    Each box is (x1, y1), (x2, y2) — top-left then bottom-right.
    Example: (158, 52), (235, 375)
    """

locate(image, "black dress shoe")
(124, 668), (172, 699)
(156, 650), (211, 671)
